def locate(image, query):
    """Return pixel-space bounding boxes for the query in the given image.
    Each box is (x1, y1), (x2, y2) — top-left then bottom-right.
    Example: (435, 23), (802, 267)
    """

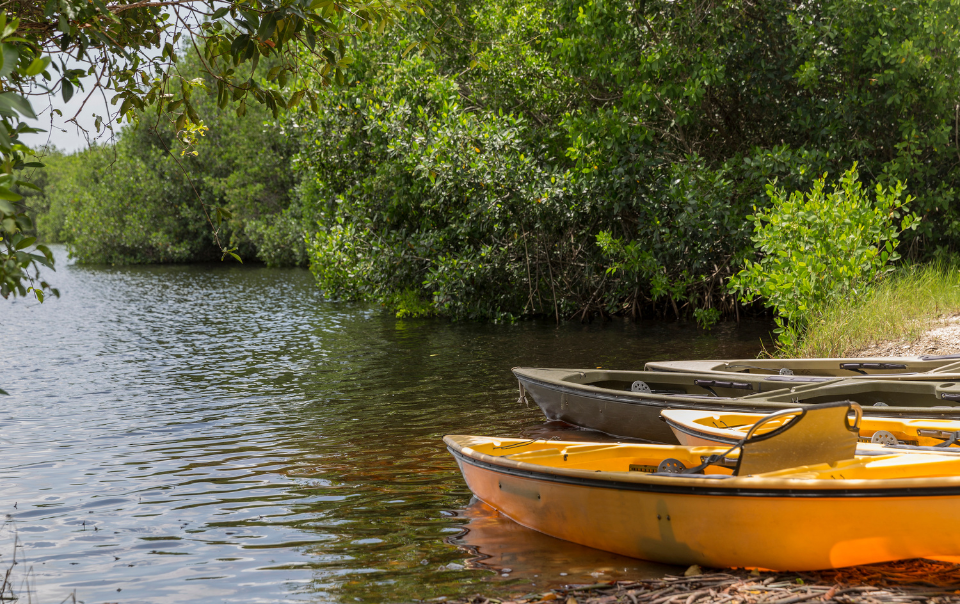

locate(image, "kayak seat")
(735, 401), (860, 475)
(656, 401), (862, 477)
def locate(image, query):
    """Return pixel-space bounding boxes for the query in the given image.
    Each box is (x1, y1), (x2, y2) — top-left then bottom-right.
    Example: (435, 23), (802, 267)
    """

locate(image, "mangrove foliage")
(30, 0), (960, 327)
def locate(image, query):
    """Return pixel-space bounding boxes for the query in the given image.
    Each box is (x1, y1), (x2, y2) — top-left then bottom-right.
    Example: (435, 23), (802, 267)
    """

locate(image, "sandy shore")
(849, 316), (960, 357)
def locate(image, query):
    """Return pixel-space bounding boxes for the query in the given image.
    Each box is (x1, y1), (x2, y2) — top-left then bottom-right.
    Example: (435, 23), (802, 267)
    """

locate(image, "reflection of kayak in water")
(446, 402), (960, 570)
(449, 497), (677, 586)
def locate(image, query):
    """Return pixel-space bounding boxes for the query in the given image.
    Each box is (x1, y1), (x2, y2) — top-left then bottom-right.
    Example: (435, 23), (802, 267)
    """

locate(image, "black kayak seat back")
(735, 401), (861, 476)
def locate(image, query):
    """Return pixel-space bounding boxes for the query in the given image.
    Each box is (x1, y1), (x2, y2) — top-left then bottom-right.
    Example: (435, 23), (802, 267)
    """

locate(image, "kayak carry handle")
(921, 353), (960, 361)
(693, 379), (753, 397)
(840, 362), (907, 374)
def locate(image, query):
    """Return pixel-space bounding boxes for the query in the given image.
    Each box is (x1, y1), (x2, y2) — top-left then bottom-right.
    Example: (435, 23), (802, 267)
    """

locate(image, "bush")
(728, 165), (917, 349)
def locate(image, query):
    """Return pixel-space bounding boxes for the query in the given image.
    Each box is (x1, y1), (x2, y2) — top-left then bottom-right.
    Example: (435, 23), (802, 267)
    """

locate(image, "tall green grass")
(785, 262), (960, 358)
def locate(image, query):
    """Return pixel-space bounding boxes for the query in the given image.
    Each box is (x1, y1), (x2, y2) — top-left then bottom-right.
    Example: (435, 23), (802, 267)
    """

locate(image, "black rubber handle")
(840, 362), (907, 371)
(694, 379), (753, 390)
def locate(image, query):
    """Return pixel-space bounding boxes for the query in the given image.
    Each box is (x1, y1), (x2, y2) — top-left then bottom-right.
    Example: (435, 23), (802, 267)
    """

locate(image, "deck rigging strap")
(693, 379), (753, 398)
(840, 362), (908, 374)
(493, 436), (562, 450)
(934, 431), (960, 448)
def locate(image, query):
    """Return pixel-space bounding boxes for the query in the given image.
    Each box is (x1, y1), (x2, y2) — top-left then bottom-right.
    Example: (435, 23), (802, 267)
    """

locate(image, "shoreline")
(444, 560), (960, 604)
(847, 315), (960, 358)
(785, 264), (960, 358)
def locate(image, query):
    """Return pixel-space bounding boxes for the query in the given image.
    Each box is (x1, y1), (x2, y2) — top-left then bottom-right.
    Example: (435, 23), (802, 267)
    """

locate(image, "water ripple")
(1, 247), (768, 603)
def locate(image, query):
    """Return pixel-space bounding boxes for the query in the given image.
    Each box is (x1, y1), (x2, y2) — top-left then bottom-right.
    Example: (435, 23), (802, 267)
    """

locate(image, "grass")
(785, 262), (960, 358)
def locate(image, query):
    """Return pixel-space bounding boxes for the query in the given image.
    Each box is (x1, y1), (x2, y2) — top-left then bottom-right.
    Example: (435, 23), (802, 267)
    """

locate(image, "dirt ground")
(443, 560), (960, 604)
(850, 316), (960, 357)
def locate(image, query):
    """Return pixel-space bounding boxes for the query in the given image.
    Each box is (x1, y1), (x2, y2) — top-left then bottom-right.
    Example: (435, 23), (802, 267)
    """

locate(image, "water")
(1, 248), (770, 603)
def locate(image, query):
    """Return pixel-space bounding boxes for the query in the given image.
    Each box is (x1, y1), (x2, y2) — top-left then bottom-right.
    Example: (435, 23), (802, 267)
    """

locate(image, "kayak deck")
(645, 357), (960, 377)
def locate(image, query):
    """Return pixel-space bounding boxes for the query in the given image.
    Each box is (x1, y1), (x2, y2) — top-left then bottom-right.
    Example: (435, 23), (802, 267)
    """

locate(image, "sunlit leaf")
(24, 56), (50, 76)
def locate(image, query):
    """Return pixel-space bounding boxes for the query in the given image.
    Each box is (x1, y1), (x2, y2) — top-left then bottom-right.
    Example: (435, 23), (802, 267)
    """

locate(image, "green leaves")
(14, 236), (35, 250)
(0, 188), (22, 202)
(18, 0), (960, 330)
(220, 246), (243, 263)
(24, 57), (50, 77)
(61, 79), (74, 103)
(0, 92), (35, 120)
(0, 185), (55, 302)
(729, 165), (918, 350)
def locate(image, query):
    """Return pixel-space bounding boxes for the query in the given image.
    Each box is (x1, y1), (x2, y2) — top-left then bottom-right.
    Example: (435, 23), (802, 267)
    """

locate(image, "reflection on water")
(451, 499), (680, 588)
(1, 247), (769, 603)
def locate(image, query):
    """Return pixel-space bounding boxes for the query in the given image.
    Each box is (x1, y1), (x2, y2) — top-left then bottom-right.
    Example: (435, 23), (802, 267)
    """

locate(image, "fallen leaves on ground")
(443, 559), (960, 604)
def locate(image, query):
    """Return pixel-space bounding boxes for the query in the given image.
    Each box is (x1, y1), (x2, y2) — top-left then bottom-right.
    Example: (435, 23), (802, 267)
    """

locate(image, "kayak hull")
(644, 356), (960, 377)
(447, 436), (960, 570)
(516, 367), (827, 443)
(522, 372), (681, 443)
(515, 368), (960, 443)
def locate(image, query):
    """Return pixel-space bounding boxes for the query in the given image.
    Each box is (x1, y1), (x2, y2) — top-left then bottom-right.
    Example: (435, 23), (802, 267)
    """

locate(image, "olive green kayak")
(644, 355), (960, 377)
(513, 367), (960, 443)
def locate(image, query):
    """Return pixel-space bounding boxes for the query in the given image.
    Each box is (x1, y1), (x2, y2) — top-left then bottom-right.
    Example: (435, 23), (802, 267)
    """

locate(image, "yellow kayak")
(445, 402), (960, 570)
(662, 408), (960, 448)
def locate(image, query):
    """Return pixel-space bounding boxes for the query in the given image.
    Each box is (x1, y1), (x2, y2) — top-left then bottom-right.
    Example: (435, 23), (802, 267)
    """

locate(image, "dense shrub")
(729, 166), (917, 348)
(294, 0), (960, 320)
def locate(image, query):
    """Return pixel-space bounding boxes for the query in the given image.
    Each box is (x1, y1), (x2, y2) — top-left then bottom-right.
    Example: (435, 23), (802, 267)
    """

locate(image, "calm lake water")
(1, 248), (770, 603)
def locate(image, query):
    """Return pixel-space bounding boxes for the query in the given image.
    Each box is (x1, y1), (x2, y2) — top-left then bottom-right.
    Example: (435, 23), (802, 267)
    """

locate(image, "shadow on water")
(0, 247), (772, 603)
